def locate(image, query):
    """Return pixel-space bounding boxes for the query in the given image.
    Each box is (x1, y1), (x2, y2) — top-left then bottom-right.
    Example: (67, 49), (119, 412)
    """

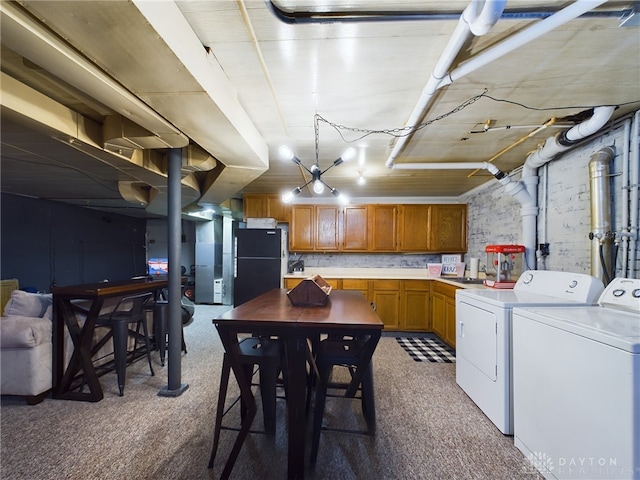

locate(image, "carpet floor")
(1, 305), (541, 479)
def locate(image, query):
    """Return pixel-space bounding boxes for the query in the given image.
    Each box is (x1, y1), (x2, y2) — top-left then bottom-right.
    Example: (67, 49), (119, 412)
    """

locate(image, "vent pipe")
(589, 147), (616, 284)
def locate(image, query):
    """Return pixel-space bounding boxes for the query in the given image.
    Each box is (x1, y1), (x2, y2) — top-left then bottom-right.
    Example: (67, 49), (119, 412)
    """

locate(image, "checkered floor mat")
(396, 337), (456, 363)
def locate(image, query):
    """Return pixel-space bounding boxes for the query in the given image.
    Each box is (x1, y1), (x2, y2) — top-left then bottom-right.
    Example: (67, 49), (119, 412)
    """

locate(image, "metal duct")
(589, 146), (616, 284)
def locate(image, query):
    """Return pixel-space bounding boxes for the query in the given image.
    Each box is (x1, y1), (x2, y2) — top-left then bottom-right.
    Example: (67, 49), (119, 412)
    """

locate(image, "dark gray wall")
(1, 193), (147, 292)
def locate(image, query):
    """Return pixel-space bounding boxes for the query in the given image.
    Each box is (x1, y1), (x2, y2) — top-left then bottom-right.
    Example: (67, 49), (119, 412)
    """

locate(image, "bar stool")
(208, 336), (283, 475)
(92, 292), (155, 396)
(145, 300), (188, 366)
(309, 336), (377, 467)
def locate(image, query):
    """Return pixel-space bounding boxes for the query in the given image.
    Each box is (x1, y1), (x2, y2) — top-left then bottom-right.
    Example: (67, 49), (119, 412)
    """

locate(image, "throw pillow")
(3, 290), (53, 319)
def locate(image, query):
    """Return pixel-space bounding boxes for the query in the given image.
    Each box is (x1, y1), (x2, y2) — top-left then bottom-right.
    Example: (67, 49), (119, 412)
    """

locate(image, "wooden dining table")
(51, 276), (176, 402)
(212, 288), (384, 480)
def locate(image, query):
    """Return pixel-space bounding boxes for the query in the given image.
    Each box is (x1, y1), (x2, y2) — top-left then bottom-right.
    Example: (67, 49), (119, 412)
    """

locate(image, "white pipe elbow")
(465, 0), (507, 36)
(565, 106), (615, 142)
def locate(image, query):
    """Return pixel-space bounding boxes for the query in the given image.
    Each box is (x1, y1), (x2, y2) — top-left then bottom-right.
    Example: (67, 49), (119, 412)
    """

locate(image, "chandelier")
(279, 145), (356, 205)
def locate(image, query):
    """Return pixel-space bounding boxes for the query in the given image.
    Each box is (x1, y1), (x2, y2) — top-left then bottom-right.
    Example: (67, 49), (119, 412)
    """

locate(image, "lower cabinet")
(371, 280), (401, 330)
(401, 280), (430, 331)
(284, 276), (436, 333)
(431, 282), (459, 348)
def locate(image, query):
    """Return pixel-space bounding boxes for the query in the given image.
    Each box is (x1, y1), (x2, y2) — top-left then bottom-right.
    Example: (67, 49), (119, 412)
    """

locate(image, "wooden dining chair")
(208, 336), (284, 476)
(91, 292), (155, 396)
(308, 335), (377, 467)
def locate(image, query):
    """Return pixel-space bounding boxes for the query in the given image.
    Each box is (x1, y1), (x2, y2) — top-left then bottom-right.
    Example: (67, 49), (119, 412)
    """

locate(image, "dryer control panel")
(599, 277), (640, 312)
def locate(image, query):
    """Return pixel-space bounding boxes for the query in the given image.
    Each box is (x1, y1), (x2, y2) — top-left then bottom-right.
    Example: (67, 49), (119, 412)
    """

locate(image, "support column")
(159, 147), (189, 397)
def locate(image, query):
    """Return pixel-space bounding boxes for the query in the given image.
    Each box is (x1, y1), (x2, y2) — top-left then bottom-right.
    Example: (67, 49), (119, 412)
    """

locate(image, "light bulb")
(313, 180), (325, 194)
(282, 191), (294, 203)
(341, 147), (356, 162)
(337, 193), (350, 205)
(278, 145), (294, 161)
(357, 175), (366, 186)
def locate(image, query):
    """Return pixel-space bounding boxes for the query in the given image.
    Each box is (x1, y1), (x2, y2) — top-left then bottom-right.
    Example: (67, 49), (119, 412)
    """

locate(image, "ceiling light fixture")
(357, 170), (366, 186)
(280, 145), (355, 205)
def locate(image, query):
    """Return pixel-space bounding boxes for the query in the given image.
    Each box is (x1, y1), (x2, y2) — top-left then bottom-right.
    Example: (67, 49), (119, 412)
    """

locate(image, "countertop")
(284, 267), (487, 289)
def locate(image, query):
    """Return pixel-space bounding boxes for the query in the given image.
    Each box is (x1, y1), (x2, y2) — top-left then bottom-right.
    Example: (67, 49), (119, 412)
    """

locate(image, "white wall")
(462, 112), (639, 278)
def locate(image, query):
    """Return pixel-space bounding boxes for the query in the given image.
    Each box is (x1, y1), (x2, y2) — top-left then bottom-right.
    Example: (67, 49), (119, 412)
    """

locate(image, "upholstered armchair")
(1, 286), (54, 404)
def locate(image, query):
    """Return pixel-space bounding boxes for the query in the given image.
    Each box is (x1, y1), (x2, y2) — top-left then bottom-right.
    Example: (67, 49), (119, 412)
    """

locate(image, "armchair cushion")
(3, 290), (53, 320)
(0, 316), (52, 348)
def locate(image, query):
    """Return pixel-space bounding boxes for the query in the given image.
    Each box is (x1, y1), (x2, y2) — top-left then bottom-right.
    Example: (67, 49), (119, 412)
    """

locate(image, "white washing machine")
(512, 277), (640, 480)
(455, 270), (604, 435)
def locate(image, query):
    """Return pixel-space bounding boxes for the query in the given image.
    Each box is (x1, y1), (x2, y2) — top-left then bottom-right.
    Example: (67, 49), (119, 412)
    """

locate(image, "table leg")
(285, 333), (308, 480)
(53, 299), (104, 402)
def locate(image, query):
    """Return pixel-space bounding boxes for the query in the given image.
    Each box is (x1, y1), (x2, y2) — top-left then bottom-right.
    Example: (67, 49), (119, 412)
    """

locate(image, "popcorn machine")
(484, 244), (526, 288)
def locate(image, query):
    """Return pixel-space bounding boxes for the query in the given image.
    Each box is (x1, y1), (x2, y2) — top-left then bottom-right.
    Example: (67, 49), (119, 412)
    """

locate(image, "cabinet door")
(431, 291), (446, 340)
(342, 205), (368, 251)
(243, 194), (266, 219)
(266, 195), (290, 223)
(401, 280), (430, 331)
(289, 205), (315, 251)
(371, 279), (400, 330)
(399, 205), (430, 252)
(316, 206), (340, 251)
(444, 297), (457, 348)
(369, 205), (397, 251)
(429, 204), (467, 253)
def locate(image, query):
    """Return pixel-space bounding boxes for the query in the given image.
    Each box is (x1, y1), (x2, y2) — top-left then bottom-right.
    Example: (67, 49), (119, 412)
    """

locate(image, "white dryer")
(455, 270), (604, 435)
(512, 277), (640, 480)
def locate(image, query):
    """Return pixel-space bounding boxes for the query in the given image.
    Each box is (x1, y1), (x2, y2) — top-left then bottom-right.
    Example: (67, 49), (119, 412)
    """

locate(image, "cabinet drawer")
(372, 279), (400, 291)
(403, 280), (430, 291)
(342, 278), (370, 290)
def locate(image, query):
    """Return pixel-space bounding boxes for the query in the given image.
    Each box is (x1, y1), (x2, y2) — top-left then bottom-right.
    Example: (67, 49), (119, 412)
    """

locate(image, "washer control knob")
(522, 273), (534, 284)
(568, 280), (578, 288)
(632, 289), (640, 298)
(613, 289), (625, 297)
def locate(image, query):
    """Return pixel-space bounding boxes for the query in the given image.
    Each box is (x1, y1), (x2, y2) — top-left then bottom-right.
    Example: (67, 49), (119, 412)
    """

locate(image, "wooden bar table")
(212, 288), (383, 479)
(52, 277), (176, 402)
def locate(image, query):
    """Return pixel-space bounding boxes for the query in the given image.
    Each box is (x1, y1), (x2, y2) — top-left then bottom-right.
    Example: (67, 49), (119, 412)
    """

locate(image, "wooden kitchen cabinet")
(284, 277), (305, 289)
(429, 204), (467, 253)
(316, 205), (340, 251)
(398, 204), (430, 252)
(341, 278), (371, 300)
(289, 205), (339, 252)
(431, 281), (459, 348)
(401, 280), (430, 331)
(243, 194), (290, 222)
(369, 204), (397, 251)
(342, 205), (369, 251)
(289, 205), (315, 251)
(371, 279), (400, 330)
(288, 202), (466, 253)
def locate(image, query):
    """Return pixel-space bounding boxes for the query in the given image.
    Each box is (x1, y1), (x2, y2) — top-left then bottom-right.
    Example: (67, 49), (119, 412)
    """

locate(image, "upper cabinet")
(428, 204), (467, 253)
(289, 204), (315, 251)
(342, 205), (369, 251)
(243, 194), (290, 223)
(257, 197), (467, 254)
(398, 204), (430, 252)
(369, 205), (397, 252)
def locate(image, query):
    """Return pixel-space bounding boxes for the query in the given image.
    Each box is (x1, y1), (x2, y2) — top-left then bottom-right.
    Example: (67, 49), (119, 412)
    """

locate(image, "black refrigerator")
(233, 228), (284, 307)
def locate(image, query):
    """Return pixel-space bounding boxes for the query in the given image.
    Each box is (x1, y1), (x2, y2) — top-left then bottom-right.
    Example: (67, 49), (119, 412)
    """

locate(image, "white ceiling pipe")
(440, 0), (608, 88)
(629, 111), (640, 278)
(523, 106), (615, 177)
(385, 0), (506, 169)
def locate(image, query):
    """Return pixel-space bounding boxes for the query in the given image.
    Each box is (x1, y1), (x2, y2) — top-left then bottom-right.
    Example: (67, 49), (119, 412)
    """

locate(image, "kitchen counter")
(284, 267), (487, 289)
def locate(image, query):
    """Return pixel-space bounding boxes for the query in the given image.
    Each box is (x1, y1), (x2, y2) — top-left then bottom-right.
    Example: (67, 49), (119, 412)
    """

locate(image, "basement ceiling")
(1, 0), (639, 219)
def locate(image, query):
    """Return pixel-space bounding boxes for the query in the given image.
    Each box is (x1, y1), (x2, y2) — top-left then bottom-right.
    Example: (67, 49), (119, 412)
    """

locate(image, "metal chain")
(314, 89), (487, 145)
